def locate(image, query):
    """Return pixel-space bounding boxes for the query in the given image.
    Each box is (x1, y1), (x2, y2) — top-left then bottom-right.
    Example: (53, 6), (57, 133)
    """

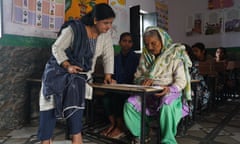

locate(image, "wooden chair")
(212, 62), (226, 103)
(214, 61), (226, 72)
(197, 61), (227, 110)
(197, 61), (216, 112)
(198, 61), (216, 76)
(224, 61), (240, 101)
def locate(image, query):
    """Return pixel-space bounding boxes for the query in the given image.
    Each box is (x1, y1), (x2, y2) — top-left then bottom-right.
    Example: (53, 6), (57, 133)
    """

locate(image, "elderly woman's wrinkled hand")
(154, 86), (170, 97)
(141, 79), (154, 86)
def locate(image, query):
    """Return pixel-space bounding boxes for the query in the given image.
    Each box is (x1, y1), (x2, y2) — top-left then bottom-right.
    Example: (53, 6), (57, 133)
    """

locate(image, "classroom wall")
(0, 1), (53, 128)
(0, 45), (51, 129)
(167, 0), (240, 48)
(126, 0), (156, 13)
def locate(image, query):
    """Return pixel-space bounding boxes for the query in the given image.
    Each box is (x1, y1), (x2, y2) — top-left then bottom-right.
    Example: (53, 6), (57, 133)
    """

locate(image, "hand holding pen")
(142, 78), (169, 97)
(61, 60), (83, 74)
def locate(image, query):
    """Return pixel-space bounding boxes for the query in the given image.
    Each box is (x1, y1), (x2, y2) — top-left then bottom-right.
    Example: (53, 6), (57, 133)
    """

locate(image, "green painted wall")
(0, 34), (55, 48)
(207, 47), (240, 60)
(0, 34), (121, 54)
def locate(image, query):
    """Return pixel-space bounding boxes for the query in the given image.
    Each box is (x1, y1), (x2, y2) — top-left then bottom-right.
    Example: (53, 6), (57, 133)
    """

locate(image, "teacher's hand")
(67, 65), (83, 74)
(61, 60), (83, 74)
(104, 74), (116, 84)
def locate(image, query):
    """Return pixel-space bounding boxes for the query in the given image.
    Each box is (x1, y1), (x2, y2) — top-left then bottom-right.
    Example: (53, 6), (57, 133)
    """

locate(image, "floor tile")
(7, 127), (38, 139)
(230, 132), (240, 142)
(0, 101), (239, 144)
(215, 135), (240, 144)
(3, 138), (28, 144)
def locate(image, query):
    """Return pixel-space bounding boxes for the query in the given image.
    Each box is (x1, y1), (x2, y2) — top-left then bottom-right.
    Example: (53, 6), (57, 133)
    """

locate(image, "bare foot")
(107, 127), (125, 139)
(100, 124), (115, 136)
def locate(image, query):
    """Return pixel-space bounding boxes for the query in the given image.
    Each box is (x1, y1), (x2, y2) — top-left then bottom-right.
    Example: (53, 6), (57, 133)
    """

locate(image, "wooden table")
(89, 83), (163, 144)
(26, 78), (42, 124)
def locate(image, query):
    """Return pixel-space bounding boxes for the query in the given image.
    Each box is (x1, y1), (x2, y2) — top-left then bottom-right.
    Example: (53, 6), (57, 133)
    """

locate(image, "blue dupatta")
(42, 20), (93, 119)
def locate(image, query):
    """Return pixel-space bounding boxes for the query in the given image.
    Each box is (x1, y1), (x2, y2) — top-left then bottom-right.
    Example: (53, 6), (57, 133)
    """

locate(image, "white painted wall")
(168, 0), (240, 48)
(126, 0), (156, 13)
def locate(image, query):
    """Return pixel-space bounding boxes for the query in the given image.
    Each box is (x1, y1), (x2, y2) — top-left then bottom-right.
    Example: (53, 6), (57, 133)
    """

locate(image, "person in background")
(215, 47), (227, 63)
(38, 3), (115, 144)
(191, 42), (212, 109)
(214, 47), (228, 101)
(185, 44), (210, 110)
(124, 27), (192, 144)
(191, 42), (213, 62)
(214, 47), (239, 102)
(101, 32), (140, 139)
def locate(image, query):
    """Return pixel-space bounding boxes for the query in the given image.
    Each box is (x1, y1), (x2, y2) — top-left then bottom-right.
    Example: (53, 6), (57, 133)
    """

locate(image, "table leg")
(140, 92), (146, 144)
(192, 83), (197, 121)
(26, 81), (32, 124)
(207, 76), (216, 112)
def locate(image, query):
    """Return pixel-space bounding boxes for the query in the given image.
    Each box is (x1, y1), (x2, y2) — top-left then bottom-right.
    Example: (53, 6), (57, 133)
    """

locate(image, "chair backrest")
(198, 61), (226, 75)
(227, 61), (240, 70)
(214, 61), (226, 72)
(198, 61), (215, 75)
(236, 61), (240, 68)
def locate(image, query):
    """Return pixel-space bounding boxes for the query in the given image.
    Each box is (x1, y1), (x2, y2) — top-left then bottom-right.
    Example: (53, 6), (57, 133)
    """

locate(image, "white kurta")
(39, 26), (114, 111)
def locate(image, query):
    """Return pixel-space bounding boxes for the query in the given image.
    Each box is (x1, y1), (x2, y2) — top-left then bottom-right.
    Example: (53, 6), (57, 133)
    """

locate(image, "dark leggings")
(38, 109), (83, 141)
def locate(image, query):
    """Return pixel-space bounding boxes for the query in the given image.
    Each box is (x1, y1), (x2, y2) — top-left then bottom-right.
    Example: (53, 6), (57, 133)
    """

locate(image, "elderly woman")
(123, 27), (192, 144)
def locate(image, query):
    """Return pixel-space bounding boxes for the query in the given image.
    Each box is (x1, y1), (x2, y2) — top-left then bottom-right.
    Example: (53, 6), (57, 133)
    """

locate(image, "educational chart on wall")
(204, 10), (223, 35)
(12, 0), (65, 36)
(109, 0), (129, 44)
(208, 0), (234, 10)
(186, 5), (240, 36)
(224, 8), (240, 32)
(2, 0), (65, 38)
(155, 1), (168, 31)
(185, 13), (203, 36)
(64, 0), (108, 21)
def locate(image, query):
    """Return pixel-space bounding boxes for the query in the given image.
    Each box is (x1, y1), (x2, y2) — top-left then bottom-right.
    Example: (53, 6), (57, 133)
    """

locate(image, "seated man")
(101, 32), (139, 138)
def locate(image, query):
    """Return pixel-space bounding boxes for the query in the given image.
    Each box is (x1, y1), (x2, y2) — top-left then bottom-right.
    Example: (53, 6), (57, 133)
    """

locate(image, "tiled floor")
(0, 100), (239, 144)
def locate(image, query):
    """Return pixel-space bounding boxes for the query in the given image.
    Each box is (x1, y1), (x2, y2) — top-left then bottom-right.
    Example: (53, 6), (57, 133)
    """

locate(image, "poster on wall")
(185, 13), (203, 36)
(208, 0), (234, 10)
(12, 0), (65, 32)
(204, 10), (223, 35)
(155, 1), (168, 31)
(224, 8), (240, 32)
(65, 0), (108, 21)
(109, 0), (128, 44)
(65, 0), (128, 45)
